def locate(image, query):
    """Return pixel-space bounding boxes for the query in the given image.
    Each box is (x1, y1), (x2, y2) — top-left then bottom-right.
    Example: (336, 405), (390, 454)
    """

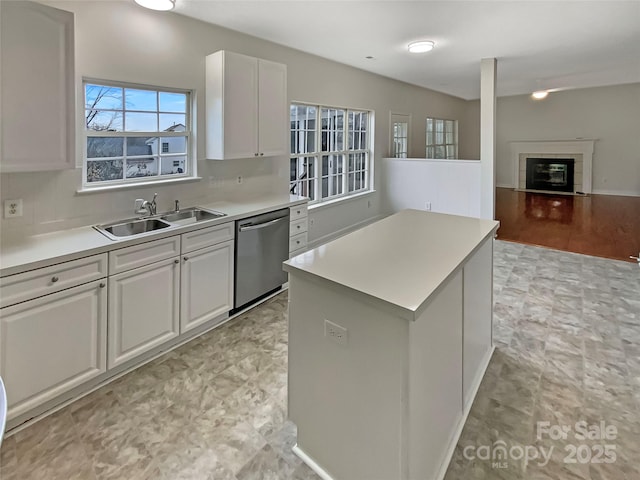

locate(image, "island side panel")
(408, 269), (464, 480)
(462, 237), (494, 409)
(288, 273), (408, 480)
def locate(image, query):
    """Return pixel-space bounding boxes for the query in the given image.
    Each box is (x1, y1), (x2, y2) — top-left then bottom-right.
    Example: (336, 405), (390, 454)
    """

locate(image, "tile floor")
(1, 240), (639, 480)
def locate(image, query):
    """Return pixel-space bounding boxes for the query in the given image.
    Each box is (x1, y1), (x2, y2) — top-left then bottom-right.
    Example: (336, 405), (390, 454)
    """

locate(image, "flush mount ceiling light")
(532, 90), (549, 100)
(408, 41), (435, 54)
(134, 0), (176, 11)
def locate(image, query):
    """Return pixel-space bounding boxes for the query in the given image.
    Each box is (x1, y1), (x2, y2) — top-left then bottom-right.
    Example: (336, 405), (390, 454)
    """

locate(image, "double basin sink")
(95, 207), (226, 241)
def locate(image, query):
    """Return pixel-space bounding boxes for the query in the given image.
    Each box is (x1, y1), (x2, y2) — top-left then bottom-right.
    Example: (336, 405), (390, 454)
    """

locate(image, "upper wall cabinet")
(206, 50), (287, 160)
(0, 1), (75, 172)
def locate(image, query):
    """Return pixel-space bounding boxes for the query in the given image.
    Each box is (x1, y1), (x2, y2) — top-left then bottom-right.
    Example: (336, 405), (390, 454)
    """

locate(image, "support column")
(480, 58), (497, 220)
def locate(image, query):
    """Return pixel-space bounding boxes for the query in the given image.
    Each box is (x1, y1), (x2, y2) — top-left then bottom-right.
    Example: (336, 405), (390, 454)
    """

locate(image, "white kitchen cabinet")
(0, 280), (107, 419)
(462, 236), (494, 409)
(0, 1), (75, 172)
(108, 257), (180, 369)
(289, 204), (309, 257)
(206, 50), (287, 160)
(180, 240), (234, 333)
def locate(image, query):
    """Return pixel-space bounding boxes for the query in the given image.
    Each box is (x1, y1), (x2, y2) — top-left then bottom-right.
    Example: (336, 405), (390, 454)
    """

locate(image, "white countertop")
(0, 194), (307, 277)
(284, 209), (499, 321)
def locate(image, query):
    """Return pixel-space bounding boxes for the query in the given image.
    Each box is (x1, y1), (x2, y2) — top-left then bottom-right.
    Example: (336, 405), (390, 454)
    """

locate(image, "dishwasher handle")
(239, 216), (287, 232)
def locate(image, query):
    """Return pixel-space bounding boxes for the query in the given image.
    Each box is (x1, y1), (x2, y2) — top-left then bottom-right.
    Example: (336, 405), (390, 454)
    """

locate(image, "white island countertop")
(284, 209), (499, 321)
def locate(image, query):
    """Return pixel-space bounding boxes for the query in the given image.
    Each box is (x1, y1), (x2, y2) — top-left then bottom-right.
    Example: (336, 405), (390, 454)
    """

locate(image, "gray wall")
(1, 0), (472, 242)
(494, 83), (640, 196)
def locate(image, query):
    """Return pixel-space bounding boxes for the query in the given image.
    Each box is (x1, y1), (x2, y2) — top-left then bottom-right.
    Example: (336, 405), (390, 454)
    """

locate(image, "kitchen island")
(284, 209), (499, 480)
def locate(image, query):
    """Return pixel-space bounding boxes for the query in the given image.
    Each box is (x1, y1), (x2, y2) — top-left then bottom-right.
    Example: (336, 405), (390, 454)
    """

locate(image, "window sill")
(309, 190), (376, 211)
(77, 176), (203, 195)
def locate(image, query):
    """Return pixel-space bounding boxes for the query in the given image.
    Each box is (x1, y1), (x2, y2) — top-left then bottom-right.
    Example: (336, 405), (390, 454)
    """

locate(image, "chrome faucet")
(135, 193), (158, 216)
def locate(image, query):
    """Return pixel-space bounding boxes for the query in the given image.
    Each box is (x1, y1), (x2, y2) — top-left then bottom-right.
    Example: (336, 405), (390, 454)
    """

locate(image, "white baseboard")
(591, 188), (640, 197)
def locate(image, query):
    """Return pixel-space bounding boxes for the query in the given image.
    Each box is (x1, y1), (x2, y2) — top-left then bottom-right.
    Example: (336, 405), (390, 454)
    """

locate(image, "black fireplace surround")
(526, 157), (575, 193)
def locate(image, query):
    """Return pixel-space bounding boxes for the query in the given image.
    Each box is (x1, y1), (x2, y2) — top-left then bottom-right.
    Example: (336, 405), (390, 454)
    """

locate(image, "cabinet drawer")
(181, 222), (234, 254)
(289, 232), (308, 252)
(290, 217), (308, 236)
(0, 254), (107, 308)
(109, 236), (180, 275)
(290, 205), (308, 222)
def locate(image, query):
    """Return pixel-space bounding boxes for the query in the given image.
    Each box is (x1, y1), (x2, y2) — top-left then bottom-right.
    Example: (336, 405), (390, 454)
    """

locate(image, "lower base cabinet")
(0, 280), (107, 418)
(180, 240), (234, 333)
(108, 257), (180, 369)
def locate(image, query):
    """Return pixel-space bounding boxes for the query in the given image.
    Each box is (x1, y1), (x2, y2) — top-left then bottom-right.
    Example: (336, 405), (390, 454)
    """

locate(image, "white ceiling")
(174, 0), (640, 100)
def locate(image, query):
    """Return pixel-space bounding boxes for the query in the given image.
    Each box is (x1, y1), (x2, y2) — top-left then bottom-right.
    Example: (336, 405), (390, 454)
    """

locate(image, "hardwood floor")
(495, 187), (640, 263)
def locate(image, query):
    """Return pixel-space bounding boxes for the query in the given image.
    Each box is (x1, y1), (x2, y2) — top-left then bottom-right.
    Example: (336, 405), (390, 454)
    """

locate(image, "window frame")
(290, 102), (373, 205)
(426, 117), (458, 159)
(390, 112), (411, 158)
(81, 78), (195, 189)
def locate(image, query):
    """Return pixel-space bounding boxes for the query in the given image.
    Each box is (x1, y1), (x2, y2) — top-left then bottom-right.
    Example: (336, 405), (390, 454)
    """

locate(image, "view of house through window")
(426, 117), (457, 159)
(83, 80), (192, 187)
(290, 103), (372, 204)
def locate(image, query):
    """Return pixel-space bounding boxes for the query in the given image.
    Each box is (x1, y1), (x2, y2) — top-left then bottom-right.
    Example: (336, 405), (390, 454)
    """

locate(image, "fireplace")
(510, 140), (595, 194)
(526, 158), (575, 192)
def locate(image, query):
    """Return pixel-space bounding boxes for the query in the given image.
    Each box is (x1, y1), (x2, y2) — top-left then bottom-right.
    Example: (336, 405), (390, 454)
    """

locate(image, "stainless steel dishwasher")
(234, 208), (290, 310)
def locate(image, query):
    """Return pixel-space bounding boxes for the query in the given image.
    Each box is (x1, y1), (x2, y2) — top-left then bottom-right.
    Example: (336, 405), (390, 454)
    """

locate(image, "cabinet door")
(206, 51), (259, 160)
(257, 59), (287, 157)
(108, 257), (180, 369)
(0, 280), (107, 419)
(180, 240), (234, 333)
(0, 1), (75, 172)
(462, 237), (494, 409)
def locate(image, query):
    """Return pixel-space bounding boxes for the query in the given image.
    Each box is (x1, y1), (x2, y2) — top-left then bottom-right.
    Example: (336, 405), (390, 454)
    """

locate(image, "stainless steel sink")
(95, 218), (172, 240)
(160, 207), (226, 224)
(95, 207), (227, 240)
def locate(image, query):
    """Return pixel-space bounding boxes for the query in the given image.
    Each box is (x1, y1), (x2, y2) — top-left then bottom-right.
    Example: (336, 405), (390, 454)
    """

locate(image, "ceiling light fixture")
(408, 41), (435, 54)
(134, 0), (176, 11)
(532, 90), (549, 100)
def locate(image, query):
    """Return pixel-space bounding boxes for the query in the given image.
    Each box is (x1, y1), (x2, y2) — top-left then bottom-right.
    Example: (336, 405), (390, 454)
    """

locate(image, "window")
(290, 103), (372, 204)
(83, 80), (192, 187)
(390, 112), (411, 158)
(426, 117), (457, 159)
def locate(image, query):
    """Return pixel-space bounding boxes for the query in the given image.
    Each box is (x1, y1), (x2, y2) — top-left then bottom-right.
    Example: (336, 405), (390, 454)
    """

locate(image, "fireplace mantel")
(510, 140), (596, 194)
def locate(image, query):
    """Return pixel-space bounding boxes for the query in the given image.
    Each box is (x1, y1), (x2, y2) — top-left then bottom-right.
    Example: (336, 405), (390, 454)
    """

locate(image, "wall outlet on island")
(4, 199), (23, 218)
(324, 319), (348, 346)
(425, 201), (432, 211)
(237, 175), (243, 184)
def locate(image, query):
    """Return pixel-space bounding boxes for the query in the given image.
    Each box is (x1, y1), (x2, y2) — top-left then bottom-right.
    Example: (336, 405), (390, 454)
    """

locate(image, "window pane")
(126, 157), (158, 178)
(160, 136), (187, 154)
(159, 92), (187, 113)
(160, 114), (186, 131)
(87, 137), (123, 158)
(160, 155), (186, 175)
(87, 159), (123, 182)
(125, 112), (158, 131)
(85, 84), (122, 110)
(126, 137), (156, 157)
(436, 145), (445, 158)
(125, 89), (157, 111)
(86, 110), (123, 131)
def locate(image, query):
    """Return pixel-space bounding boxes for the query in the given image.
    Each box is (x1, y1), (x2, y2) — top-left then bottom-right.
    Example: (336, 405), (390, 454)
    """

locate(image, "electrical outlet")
(367, 200), (371, 208)
(4, 199), (23, 218)
(324, 319), (348, 346)
(425, 201), (432, 211)
(237, 175), (243, 184)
